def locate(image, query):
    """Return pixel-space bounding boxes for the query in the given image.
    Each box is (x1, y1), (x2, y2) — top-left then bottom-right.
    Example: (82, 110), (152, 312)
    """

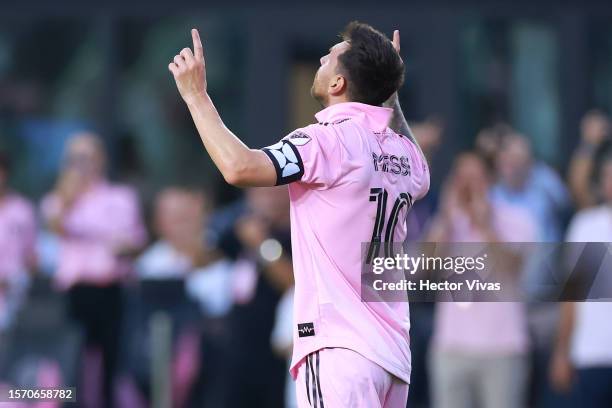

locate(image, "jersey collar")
(314, 102), (393, 133)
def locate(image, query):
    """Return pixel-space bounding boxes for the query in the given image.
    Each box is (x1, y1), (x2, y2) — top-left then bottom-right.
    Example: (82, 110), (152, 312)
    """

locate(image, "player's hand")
(384, 30), (402, 107)
(392, 29), (401, 55)
(169, 29), (207, 105)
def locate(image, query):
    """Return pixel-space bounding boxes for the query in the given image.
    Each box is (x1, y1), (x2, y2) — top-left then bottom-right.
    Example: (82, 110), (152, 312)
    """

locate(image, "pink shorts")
(294, 347), (409, 408)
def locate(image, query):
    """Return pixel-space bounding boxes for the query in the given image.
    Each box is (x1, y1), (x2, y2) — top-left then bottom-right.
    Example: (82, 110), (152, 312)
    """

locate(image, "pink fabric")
(41, 181), (146, 289)
(32, 359), (62, 408)
(115, 375), (147, 408)
(172, 330), (201, 408)
(0, 193), (36, 279)
(81, 347), (103, 408)
(294, 348), (409, 408)
(230, 257), (258, 304)
(269, 102), (430, 384)
(432, 202), (535, 355)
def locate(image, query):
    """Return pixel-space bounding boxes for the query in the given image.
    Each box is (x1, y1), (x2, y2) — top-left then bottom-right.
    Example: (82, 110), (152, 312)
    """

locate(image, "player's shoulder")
(283, 127), (316, 147)
(283, 119), (351, 147)
(394, 131), (419, 150)
(395, 132), (428, 165)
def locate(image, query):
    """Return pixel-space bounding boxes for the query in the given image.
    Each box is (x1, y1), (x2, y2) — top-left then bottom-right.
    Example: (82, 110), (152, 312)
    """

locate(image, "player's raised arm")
(169, 29), (277, 187)
(383, 30), (426, 162)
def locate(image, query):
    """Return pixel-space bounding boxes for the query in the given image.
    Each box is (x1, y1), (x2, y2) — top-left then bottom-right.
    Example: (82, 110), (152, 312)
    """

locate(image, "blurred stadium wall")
(1, 0), (611, 201)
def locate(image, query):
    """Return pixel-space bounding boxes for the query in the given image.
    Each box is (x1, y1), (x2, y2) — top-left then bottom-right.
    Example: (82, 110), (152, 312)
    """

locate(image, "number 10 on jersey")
(366, 188), (413, 264)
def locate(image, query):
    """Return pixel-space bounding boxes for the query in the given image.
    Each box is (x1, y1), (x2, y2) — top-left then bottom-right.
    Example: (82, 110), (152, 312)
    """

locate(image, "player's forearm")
(384, 95), (425, 160)
(385, 94), (410, 135)
(186, 93), (256, 183)
(170, 30), (276, 187)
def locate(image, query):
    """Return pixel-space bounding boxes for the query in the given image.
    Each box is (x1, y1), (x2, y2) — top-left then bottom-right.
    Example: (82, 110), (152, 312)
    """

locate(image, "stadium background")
(1, 0), (612, 407)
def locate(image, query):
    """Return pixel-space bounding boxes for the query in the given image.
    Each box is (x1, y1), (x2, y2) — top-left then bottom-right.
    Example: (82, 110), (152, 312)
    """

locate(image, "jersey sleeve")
(261, 124), (342, 189)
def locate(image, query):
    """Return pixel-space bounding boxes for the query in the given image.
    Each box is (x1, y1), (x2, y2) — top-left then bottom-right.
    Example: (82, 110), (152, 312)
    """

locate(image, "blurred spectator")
(551, 298), (612, 407)
(137, 188), (225, 283)
(474, 122), (514, 172)
(217, 186), (294, 408)
(126, 187), (233, 407)
(40, 132), (146, 408)
(405, 117), (444, 408)
(489, 132), (573, 408)
(0, 151), (37, 330)
(136, 187), (197, 279)
(491, 133), (571, 242)
(410, 117), (444, 162)
(551, 147), (612, 407)
(567, 110), (611, 209)
(427, 153), (536, 408)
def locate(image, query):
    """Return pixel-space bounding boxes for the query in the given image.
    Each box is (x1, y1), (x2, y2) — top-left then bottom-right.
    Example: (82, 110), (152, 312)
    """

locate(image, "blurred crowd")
(0, 109), (611, 408)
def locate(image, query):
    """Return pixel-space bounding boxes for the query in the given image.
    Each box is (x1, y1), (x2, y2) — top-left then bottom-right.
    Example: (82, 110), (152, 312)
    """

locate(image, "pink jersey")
(262, 102), (430, 384)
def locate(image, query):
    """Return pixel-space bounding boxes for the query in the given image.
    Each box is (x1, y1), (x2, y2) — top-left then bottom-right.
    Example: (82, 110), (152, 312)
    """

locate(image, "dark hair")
(338, 21), (405, 106)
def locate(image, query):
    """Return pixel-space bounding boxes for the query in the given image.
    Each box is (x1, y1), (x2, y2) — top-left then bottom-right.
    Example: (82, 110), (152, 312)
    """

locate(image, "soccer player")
(169, 21), (430, 407)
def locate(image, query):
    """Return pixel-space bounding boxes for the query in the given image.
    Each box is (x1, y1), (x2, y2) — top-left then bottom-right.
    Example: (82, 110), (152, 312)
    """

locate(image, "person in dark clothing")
(212, 187), (294, 408)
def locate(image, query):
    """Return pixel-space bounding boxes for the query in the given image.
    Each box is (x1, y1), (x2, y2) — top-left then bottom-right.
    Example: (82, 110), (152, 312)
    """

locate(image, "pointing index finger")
(392, 30), (400, 53)
(192, 28), (203, 59)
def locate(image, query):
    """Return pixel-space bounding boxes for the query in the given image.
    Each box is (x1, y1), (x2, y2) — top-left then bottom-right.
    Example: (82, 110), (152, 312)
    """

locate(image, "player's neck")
(325, 95), (351, 107)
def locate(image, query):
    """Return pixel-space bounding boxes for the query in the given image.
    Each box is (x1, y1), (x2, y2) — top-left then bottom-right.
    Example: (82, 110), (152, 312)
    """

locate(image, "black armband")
(261, 140), (304, 185)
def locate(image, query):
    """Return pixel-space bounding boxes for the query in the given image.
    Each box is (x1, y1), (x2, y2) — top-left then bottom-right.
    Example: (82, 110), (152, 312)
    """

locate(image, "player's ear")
(328, 74), (346, 97)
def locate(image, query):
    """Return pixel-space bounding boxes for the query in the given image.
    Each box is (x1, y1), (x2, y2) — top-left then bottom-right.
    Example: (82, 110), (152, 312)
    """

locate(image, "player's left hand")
(384, 29), (403, 106)
(392, 29), (401, 55)
(169, 29), (207, 105)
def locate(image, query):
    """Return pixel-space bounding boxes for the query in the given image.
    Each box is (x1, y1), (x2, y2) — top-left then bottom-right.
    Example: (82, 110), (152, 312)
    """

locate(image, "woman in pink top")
(41, 133), (146, 408)
(427, 153), (536, 408)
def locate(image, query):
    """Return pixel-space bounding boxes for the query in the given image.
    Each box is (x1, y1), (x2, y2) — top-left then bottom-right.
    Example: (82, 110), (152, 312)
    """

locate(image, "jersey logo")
(285, 130), (311, 146)
(297, 322), (316, 337)
(262, 140), (305, 185)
